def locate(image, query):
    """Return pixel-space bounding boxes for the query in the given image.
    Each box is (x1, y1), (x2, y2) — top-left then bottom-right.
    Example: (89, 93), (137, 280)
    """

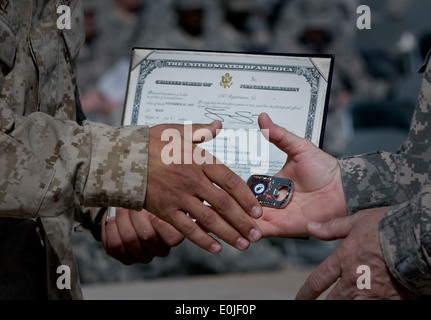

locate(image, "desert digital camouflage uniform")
(338, 49), (431, 295)
(0, 0), (149, 299)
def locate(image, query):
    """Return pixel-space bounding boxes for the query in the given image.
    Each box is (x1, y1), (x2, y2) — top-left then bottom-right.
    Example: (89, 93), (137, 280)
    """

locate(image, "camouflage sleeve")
(379, 185), (431, 295)
(337, 51), (431, 294)
(74, 206), (106, 241)
(337, 151), (396, 214)
(338, 50), (431, 214)
(0, 108), (148, 219)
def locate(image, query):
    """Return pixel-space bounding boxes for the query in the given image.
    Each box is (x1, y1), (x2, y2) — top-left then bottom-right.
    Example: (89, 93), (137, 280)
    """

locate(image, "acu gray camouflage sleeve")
(337, 52), (431, 295)
(379, 187), (431, 295)
(0, 108), (149, 218)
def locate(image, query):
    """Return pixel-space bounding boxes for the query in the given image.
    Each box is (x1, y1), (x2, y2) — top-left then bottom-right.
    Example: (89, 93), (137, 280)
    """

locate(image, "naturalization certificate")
(122, 49), (334, 181)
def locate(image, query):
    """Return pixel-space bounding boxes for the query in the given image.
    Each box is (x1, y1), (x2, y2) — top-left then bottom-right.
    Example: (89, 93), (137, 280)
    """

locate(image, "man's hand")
(296, 207), (418, 300)
(101, 208), (184, 265)
(256, 113), (348, 237)
(145, 121), (262, 254)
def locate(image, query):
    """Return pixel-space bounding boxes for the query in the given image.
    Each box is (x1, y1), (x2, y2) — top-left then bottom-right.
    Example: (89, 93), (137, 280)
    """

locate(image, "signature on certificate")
(204, 107), (259, 124)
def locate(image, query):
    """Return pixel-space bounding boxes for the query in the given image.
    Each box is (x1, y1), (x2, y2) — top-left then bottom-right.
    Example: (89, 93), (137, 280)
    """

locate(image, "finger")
(162, 120), (222, 144)
(149, 212), (185, 248)
(202, 163), (263, 220)
(324, 276), (357, 300)
(306, 216), (354, 241)
(258, 113), (306, 155)
(296, 253), (342, 300)
(165, 207), (223, 254)
(116, 209), (155, 264)
(184, 197), (252, 251)
(103, 214), (134, 265)
(129, 210), (171, 258)
(191, 120), (223, 143)
(324, 259), (369, 300)
(195, 176), (262, 244)
(116, 208), (147, 259)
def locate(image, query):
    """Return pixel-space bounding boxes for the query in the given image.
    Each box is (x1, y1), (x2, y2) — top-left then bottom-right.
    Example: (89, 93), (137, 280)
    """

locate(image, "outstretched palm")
(256, 113), (348, 237)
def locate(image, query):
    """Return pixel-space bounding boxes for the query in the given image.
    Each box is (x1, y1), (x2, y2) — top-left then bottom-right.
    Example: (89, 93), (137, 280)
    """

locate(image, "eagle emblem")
(220, 73), (233, 88)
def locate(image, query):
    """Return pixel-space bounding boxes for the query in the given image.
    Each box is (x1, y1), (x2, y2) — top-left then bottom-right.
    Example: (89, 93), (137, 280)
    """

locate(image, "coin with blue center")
(253, 182), (266, 195)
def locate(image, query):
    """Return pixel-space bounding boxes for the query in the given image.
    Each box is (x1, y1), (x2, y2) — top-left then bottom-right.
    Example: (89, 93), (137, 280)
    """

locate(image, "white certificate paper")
(123, 49), (333, 181)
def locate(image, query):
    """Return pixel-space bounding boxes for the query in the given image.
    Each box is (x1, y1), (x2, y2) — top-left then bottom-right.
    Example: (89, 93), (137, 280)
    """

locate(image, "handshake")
(101, 112), (345, 264)
(100, 113), (416, 300)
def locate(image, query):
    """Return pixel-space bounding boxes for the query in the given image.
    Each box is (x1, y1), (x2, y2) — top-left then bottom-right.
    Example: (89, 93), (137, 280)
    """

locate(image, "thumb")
(258, 113), (306, 156)
(191, 120), (223, 144)
(306, 216), (353, 241)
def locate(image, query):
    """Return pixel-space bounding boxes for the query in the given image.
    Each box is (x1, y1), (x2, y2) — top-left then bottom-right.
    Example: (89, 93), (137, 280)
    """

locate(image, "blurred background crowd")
(73, 0), (431, 284)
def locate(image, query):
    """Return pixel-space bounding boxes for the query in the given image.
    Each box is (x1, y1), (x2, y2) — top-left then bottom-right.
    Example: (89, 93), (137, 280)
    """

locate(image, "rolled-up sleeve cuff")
(338, 151), (396, 214)
(83, 122), (149, 211)
(379, 190), (431, 295)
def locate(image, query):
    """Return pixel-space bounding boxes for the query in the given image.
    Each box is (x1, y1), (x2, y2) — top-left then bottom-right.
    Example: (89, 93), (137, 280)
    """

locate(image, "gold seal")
(220, 73), (233, 88)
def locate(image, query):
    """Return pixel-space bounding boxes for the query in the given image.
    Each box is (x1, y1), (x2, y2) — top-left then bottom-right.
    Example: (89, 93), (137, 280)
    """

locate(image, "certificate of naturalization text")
(123, 49), (333, 181)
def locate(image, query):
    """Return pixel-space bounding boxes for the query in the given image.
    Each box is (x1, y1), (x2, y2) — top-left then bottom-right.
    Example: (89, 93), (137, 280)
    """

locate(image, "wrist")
(83, 122), (149, 210)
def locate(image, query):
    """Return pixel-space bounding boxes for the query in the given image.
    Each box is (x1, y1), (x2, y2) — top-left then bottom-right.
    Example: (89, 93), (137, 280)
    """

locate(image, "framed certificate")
(123, 48), (334, 180)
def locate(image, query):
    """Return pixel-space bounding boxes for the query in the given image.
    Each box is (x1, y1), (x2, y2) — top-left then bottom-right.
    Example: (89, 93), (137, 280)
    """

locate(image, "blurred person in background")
(78, 0), (221, 129)
(270, 0), (379, 157)
(217, 0), (275, 53)
(78, 0), (218, 129)
(342, 0), (431, 157)
(148, 0), (221, 51)
(215, 0), (250, 52)
(78, 0), (147, 125)
(76, 0), (104, 95)
(95, 0), (146, 65)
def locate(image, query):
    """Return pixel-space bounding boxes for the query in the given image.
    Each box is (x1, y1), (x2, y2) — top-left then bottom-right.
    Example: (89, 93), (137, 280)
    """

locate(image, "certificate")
(122, 49), (333, 181)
